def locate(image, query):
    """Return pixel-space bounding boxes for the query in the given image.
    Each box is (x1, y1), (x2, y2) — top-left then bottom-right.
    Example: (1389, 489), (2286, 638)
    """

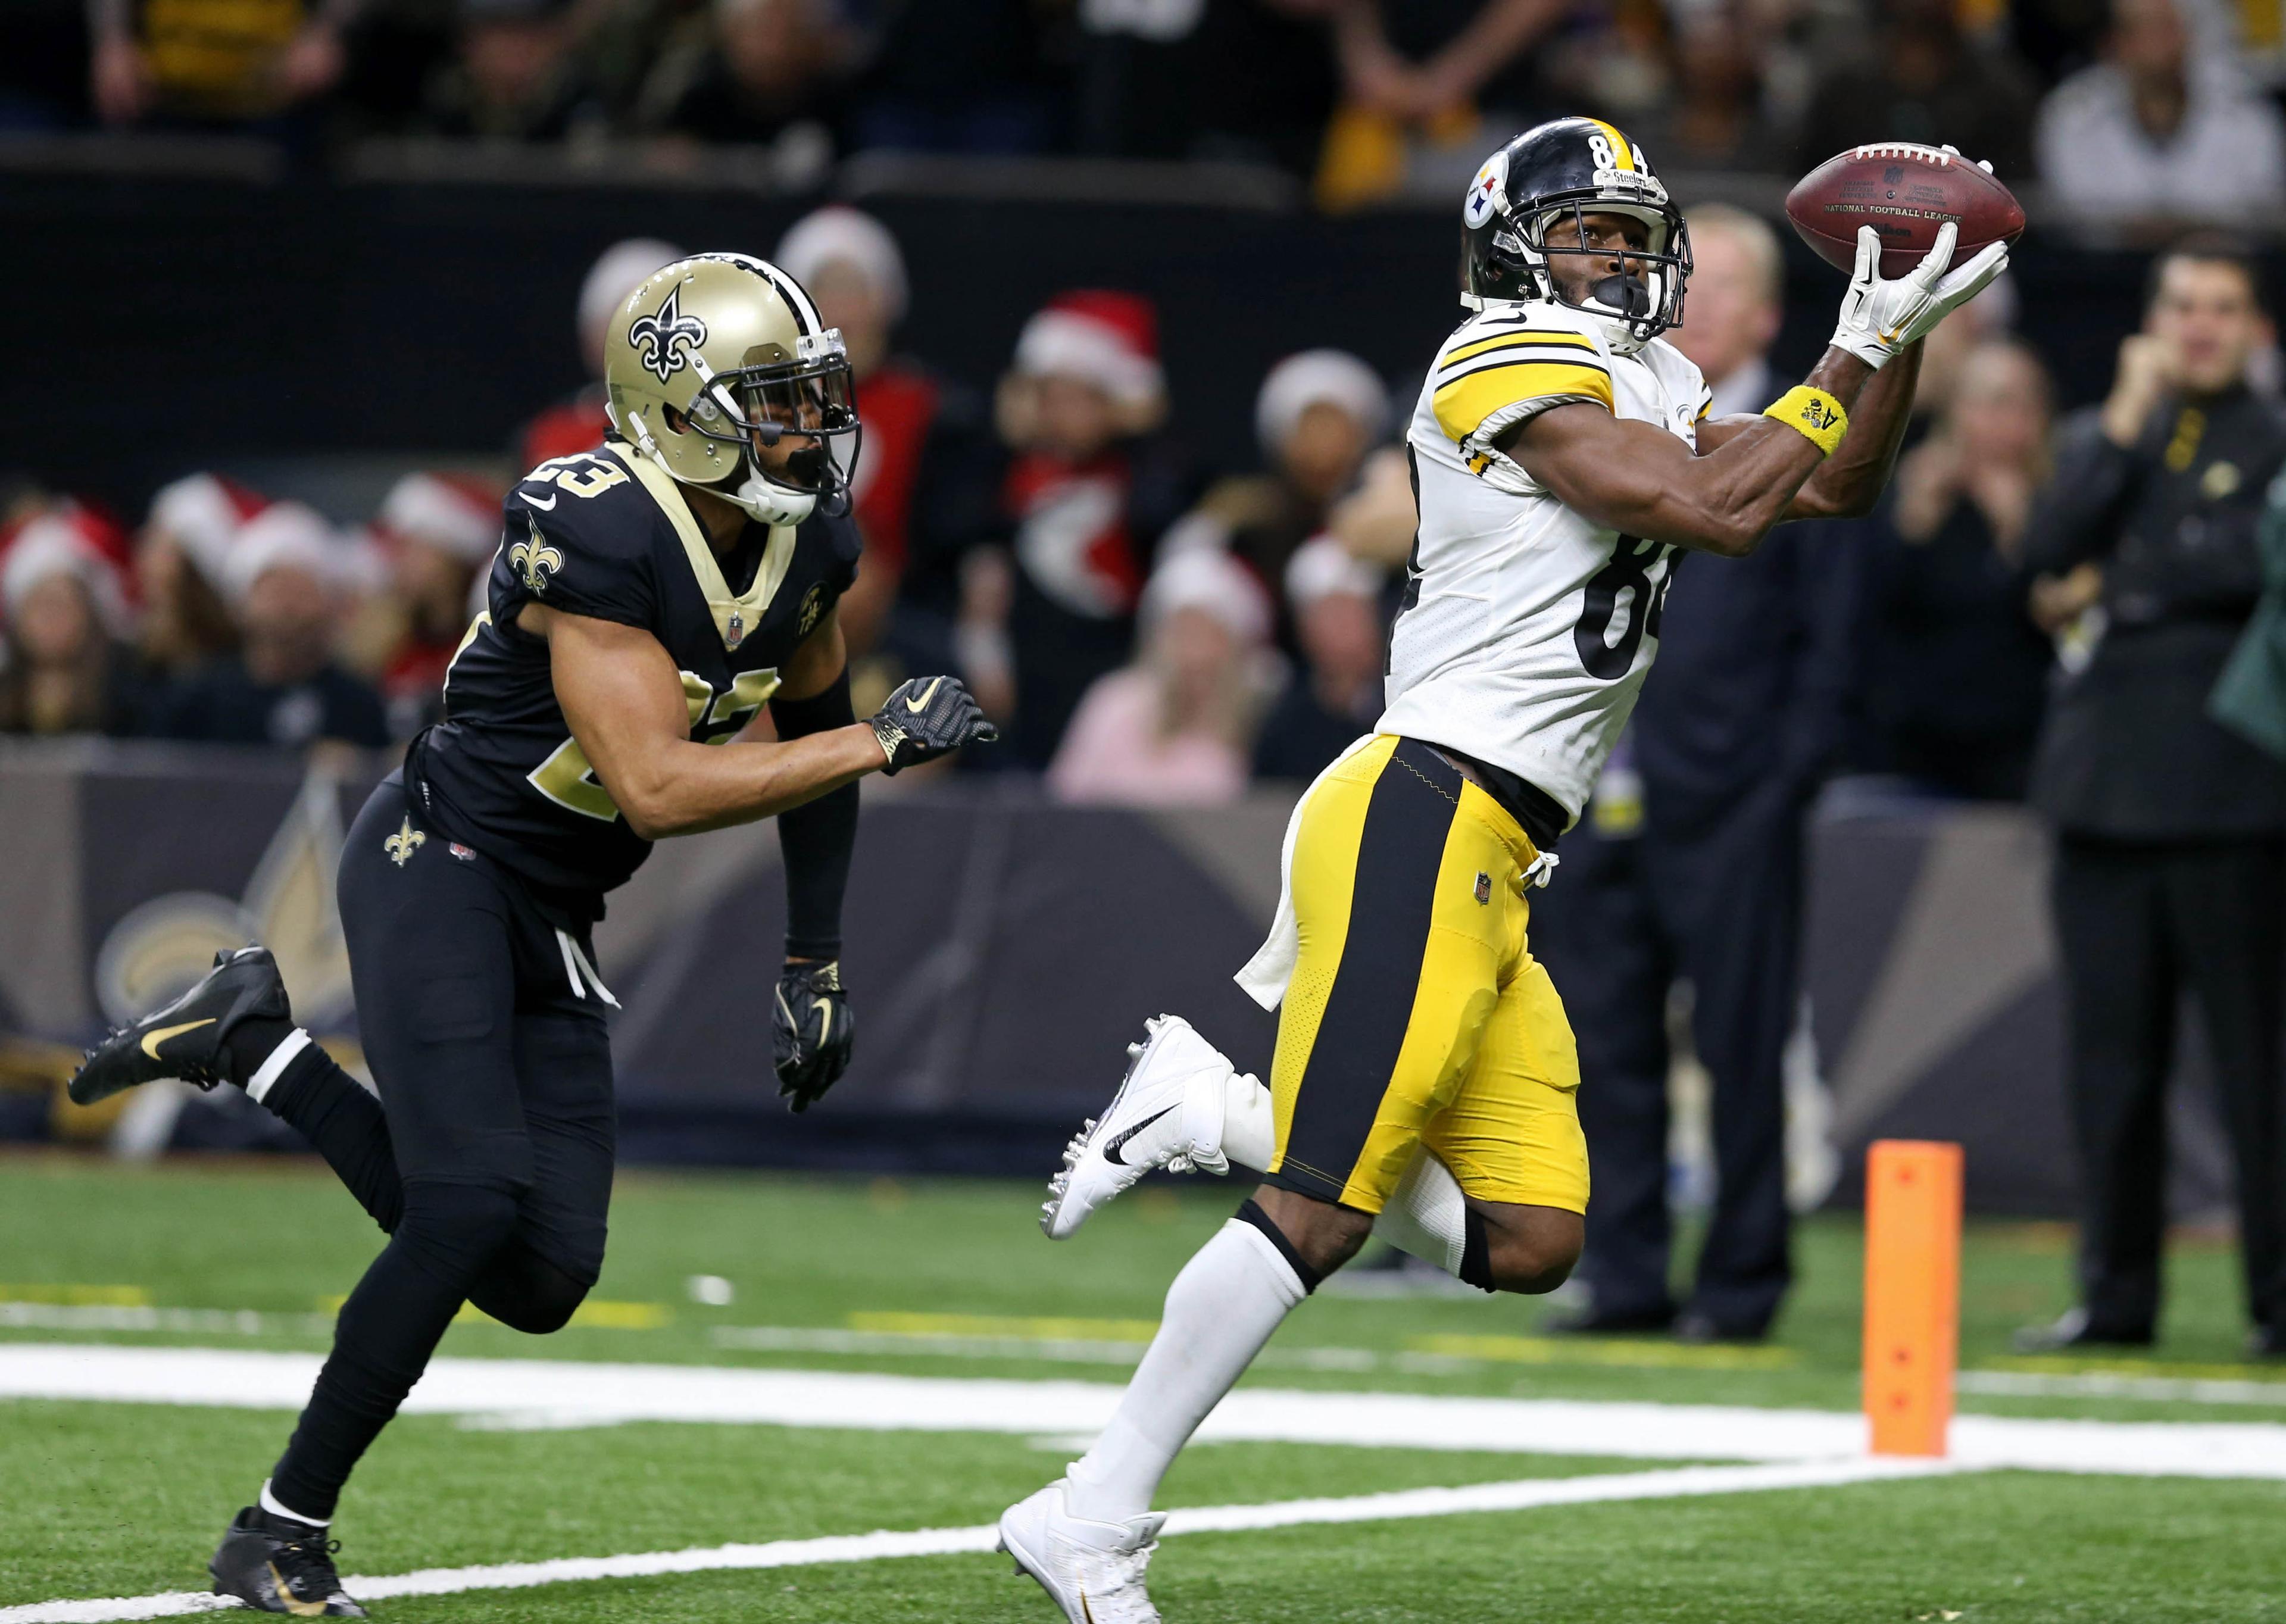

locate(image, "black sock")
(260, 1047), (403, 1233)
(1458, 1208), (1496, 1294)
(222, 1016), (297, 1088)
(1234, 1198), (1324, 1294)
(270, 1181), (521, 1519)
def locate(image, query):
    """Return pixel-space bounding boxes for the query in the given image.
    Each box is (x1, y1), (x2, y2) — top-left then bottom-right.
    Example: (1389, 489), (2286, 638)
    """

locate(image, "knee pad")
(467, 1244), (593, 1335)
(393, 1180), (523, 1288)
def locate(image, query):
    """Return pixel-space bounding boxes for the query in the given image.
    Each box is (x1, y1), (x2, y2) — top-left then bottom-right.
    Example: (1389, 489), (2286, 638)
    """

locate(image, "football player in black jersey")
(69, 252), (996, 1615)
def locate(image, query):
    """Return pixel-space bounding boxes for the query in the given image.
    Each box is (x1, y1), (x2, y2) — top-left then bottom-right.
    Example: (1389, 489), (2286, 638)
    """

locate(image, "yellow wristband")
(1764, 386), (1848, 457)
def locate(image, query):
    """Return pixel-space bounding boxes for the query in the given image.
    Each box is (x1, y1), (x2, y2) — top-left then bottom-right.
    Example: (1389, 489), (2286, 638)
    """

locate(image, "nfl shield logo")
(1473, 872), (1492, 906)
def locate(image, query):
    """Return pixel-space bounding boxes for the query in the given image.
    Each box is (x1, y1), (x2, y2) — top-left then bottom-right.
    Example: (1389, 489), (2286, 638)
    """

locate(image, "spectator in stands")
(1797, 0), (2037, 179)
(144, 502), (388, 749)
(1860, 340), (2058, 799)
(1252, 535), (1385, 782)
(89, 0), (360, 127)
(1332, 0), (1562, 129)
(2018, 239), (2286, 1358)
(635, 0), (847, 180)
(846, 0), (1055, 154)
(1668, 203), (1781, 417)
(2035, 0), (2286, 227)
(1075, 0), (1342, 175)
(1627, 0), (1789, 174)
(0, 513), (138, 736)
(1048, 548), (1272, 807)
(773, 206), (997, 672)
(520, 238), (682, 471)
(1167, 349), (1387, 641)
(971, 291), (1200, 767)
(421, 0), (598, 141)
(370, 473), (501, 739)
(1534, 204), (1859, 1344)
(1913, 269), (2018, 421)
(135, 474), (260, 680)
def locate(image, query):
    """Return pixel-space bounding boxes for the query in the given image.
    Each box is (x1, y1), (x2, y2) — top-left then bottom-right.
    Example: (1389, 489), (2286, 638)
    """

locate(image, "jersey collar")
(606, 442), (797, 652)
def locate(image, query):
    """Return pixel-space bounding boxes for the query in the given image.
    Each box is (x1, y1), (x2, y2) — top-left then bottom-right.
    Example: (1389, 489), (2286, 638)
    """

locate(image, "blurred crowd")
(5, 0), (2282, 220)
(2, 199), (2271, 825)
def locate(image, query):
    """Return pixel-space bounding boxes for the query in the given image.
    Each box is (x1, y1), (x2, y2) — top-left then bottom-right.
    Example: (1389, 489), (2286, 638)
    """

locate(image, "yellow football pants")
(1264, 735), (1588, 1215)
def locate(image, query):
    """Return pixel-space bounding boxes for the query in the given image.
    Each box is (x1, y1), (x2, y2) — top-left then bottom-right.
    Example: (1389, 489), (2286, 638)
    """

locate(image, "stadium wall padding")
(0, 742), (2247, 1215)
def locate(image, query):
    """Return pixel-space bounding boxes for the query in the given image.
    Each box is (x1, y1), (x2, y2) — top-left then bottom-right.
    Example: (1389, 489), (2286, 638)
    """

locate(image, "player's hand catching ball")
(1829, 221), (2009, 371)
(775, 959), (853, 1113)
(868, 675), (998, 775)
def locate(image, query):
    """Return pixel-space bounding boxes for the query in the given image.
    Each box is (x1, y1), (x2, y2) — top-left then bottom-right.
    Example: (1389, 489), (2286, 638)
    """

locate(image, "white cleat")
(997, 1480), (1166, 1624)
(1041, 1014), (1244, 1241)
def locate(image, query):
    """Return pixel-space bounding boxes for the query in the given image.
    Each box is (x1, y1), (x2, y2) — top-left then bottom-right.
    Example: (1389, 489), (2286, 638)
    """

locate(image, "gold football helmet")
(604, 252), (860, 526)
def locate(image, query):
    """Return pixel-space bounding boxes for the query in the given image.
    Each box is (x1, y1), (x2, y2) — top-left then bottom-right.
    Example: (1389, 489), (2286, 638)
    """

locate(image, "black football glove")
(869, 675), (997, 775)
(773, 960), (853, 1113)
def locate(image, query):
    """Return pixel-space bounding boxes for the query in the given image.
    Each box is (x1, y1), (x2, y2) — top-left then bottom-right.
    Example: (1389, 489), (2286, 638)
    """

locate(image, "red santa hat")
(774, 206), (908, 324)
(1013, 291), (1164, 411)
(148, 473), (268, 589)
(223, 501), (344, 607)
(2, 510), (133, 638)
(376, 471), (502, 567)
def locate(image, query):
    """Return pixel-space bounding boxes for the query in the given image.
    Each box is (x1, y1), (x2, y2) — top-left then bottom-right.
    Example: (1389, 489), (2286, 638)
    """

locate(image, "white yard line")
(5, 1342), (2286, 1479)
(0, 1457), (1962, 1624)
(1958, 1369), (2286, 1408)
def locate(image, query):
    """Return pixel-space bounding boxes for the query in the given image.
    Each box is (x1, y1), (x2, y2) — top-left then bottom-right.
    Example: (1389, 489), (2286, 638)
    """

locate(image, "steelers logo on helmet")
(1460, 116), (1693, 355)
(1463, 151), (1508, 230)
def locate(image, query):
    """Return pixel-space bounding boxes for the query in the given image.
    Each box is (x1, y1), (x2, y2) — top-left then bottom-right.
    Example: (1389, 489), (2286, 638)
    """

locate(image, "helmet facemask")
(673, 329), (861, 527)
(1511, 196), (1691, 351)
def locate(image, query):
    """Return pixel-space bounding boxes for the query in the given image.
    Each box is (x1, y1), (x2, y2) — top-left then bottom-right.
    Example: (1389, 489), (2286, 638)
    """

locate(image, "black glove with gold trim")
(868, 676), (997, 775)
(774, 960), (853, 1113)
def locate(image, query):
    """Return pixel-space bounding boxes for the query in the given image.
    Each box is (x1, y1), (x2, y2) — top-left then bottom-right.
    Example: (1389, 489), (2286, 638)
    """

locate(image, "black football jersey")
(407, 442), (860, 899)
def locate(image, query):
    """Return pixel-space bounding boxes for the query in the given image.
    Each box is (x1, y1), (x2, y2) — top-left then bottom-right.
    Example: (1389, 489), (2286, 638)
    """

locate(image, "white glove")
(1829, 221), (2010, 370)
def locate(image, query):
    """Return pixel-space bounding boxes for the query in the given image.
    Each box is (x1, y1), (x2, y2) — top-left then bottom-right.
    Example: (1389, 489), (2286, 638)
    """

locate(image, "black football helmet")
(1461, 117), (1692, 353)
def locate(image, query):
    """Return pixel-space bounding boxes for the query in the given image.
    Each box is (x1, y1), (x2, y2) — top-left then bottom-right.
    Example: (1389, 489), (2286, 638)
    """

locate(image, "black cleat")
(210, 1506), (366, 1617)
(2012, 1307), (2154, 1354)
(68, 946), (290, 1105)
(1541, 1301), (1678, 1336)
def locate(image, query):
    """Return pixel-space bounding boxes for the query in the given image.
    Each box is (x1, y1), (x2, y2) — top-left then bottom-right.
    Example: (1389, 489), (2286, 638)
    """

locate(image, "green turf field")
(4, 1154), (2283, 1622)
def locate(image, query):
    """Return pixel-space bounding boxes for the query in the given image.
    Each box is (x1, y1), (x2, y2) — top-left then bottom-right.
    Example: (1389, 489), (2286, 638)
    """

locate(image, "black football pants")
(2050, 835), (2286, 1338)
(1529, 784), (1804, 1335)
(263, 777), (615, 1519)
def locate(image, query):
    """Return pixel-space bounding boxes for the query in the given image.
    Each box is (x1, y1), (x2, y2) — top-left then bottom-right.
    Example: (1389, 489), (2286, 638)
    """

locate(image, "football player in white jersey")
(995, 117), (2007, 1623)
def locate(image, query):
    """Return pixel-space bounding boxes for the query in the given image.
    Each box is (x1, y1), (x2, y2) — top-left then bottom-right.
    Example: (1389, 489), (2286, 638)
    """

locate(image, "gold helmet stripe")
(1588, 119), (1635, 171)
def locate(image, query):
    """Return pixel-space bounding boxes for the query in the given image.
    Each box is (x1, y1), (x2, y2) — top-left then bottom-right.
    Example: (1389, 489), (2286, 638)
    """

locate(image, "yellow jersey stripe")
(1589, 119), (1634, 171)
(1434, 361), (1614, 441)
(1442, 330), (1599, 367)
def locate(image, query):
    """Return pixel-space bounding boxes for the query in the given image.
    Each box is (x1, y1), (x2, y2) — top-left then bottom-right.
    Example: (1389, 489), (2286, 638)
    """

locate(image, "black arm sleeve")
(769, 665), (860, 960)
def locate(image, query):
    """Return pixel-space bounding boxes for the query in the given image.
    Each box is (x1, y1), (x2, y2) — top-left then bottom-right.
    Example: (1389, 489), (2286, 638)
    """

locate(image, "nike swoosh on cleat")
(267, 1563), (330, 1617)
(1104, 1105), (1177, 1167)
(140, 1017), (216, 1060)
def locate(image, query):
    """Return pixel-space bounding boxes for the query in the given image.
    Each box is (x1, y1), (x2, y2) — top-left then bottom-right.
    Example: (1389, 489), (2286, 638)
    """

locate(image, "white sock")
(244, 1029), (313, 1105)
(1063, 1218), (1307, 1523)
(259, 1478), (328, 1528)
(1216, 1073), (1275, 1172)
(1372, 1150), (1469, 1276)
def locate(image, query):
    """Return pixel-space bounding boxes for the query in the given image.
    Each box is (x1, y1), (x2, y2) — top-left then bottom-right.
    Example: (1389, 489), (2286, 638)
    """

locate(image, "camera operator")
(2019, 238), (2286, 1358)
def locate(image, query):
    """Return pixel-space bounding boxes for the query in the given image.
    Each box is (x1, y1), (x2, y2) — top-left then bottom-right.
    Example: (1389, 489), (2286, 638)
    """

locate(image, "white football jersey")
(1378, 298), (1712, 826)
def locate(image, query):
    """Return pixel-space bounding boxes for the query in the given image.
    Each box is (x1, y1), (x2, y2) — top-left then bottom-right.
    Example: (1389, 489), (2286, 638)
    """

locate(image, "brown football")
(1784, 143), (2026, 280)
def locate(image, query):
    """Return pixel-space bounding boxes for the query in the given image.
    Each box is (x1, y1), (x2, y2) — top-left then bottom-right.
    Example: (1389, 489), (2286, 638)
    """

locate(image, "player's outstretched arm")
(1507, 348), (1872, 558)
(532, 604), (991, 839)
(1510, 223), (2007, 558)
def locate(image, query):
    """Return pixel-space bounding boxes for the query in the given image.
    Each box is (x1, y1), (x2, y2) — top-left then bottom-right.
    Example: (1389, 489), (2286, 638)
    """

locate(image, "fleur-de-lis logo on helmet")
(510, 536), (564, 596)
(629, 286), (708, 383)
